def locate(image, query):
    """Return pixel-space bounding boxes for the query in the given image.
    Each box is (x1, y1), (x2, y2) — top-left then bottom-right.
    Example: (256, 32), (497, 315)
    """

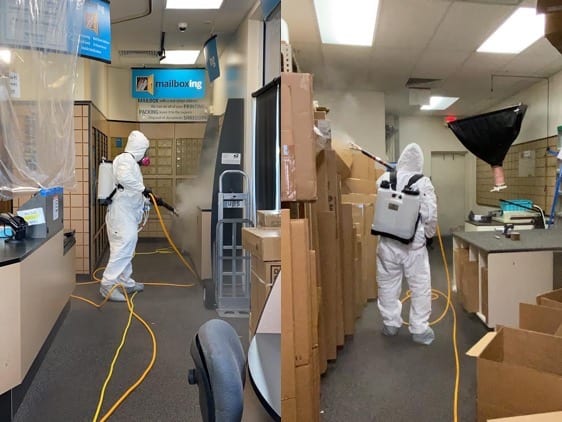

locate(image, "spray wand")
(148, 193), (179, 216)
(347, 141), (394, 171)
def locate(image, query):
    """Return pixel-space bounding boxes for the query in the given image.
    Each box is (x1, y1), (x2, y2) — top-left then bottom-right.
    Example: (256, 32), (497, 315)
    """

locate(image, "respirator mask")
(138, 155), (151, 166)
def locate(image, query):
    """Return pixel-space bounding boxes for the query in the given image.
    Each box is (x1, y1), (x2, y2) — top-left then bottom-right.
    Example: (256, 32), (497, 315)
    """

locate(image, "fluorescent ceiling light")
(166, 0), (223, 9)
(313, 0), (379, 46)
(0, 49), (11, 64)
(477, 7), (544, 54)
(160, 50), (200, 65)
(420, 96), (459, 111)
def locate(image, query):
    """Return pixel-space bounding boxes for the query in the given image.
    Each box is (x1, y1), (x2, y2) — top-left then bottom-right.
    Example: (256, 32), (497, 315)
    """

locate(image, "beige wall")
(107, 67), (138, 121)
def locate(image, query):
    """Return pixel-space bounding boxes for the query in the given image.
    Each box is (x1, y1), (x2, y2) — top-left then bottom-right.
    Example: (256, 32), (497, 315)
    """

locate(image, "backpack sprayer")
(97, 158), (179, 216)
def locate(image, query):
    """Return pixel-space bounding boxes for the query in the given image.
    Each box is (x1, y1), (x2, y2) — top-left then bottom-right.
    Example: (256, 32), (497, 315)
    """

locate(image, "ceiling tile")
(427, 1), (515, 51)
(412, 49), (470, 79)
(374, 0), (452, 49)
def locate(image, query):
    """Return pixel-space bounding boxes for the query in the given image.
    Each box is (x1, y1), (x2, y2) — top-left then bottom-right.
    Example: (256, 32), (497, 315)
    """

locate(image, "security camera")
(178, 22), (187, 32)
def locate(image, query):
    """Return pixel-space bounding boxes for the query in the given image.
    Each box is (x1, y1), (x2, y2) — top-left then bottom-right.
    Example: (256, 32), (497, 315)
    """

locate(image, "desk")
(248, 334), (280, 420)
(453, 229), (560, 328)
(0, 230), (75, 420)
(248, 270), (280, 421)
(464, 220), (535, 232)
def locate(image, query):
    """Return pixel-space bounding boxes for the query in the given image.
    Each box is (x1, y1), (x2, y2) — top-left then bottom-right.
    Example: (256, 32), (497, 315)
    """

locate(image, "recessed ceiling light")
(477, 7), (544, 54)
(166, 0), (223, 9)
(160, 50), (200, 65)
(0, 49), (11, 64)
(313, 0), (379, 46)
(420, 96), (459, 111)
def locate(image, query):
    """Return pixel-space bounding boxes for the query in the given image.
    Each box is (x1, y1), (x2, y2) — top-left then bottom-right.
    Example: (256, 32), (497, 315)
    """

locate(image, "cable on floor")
(70, 195), (200, 419)
(400, 225), (460, 422)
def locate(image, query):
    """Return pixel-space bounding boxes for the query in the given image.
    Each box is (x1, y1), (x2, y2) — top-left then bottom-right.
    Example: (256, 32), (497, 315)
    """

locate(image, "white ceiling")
(109, 0), (257, 68)
(282, 0), (562, 117)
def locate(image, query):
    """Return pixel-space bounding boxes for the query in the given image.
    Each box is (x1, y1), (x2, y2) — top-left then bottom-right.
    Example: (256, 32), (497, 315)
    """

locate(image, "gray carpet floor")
(13, 236), (487, 422)
(319, 235), (489, 422)
(13, 239), (250, 422)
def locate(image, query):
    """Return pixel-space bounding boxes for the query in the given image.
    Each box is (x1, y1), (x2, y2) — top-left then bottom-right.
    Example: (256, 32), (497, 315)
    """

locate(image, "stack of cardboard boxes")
(279, 71), (385, 421)
(467, 288), (562, 421)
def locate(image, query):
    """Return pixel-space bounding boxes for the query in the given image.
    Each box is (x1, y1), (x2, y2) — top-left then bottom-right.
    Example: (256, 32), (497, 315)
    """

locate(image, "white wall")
(74, 58), (109, 116)
(314, 90), (386, 159)
(107, 66), (137, 121)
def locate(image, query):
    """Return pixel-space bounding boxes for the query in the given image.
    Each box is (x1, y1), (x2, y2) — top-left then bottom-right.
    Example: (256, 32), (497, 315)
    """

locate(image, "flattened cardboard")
(340, 203), (355, 336)
(281, 210), (296, 401)
(316, 149), (338, 213)
(342, 178), (377, 194)
(519, 303), (562, 336)
(290, 219), (313, 366)
(350, 150), (376, 180)
(281, 73), (317, 202)
(317, 211), (338, 360)
(537, 288), (562, 310)
(489, 411), (562, 421)
(241, 227), (281, 261)
(252, 259), (281, 285)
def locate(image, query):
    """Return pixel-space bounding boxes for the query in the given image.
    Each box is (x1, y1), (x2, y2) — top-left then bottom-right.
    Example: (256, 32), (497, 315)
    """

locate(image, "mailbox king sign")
(131, 68), (206, 100)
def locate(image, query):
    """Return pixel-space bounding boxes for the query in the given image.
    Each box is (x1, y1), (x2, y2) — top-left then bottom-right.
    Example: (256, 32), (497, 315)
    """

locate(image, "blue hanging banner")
(131, 68), (206, 99)
(261, 0), (280, 19)
(204, 35), (220, 83)
(78, 0), (111, 63)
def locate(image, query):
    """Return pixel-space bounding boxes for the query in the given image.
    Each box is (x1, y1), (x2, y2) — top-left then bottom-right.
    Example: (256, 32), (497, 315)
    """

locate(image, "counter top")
(0, 229), (61, 267)
(453, 229), (562, 253)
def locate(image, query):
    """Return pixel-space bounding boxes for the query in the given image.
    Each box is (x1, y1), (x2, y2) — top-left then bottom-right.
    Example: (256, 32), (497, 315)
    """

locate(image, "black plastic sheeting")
(447, 104), (527, 167)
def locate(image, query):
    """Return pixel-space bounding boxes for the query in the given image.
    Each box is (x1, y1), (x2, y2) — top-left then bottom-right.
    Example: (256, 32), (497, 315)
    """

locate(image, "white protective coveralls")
(376, 143), (438, 341)
(100, 130), (149, 301)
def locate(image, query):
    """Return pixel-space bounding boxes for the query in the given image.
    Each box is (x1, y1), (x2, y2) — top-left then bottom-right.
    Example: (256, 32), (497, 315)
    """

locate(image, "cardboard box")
(489, 412), (562, 421)
(519, 303), (562, 336)
(461, 260), (479, 313)
(314, 110), (327, 120)
(537, 288), (562, 309)
(467, 327), (562, 422)
(342, 178), (377, 194)
(281, 73), (317, 202)
(256, 210), (281, 228)
(341, 193), (376, 204)
(241, 227), (281, 261)
(252, 259), (281, 285)
(362, 204), (378, 300)
(354, 232), (363, 317)
(350, 150), (376, 180)
(309, 251), (319, 347)
(250, 271), (272, 334)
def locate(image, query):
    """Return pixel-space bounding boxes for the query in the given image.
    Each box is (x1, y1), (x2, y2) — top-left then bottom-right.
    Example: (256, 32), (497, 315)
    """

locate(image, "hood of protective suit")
(396, 143), (424, 173)
(125, 130), (149, 161)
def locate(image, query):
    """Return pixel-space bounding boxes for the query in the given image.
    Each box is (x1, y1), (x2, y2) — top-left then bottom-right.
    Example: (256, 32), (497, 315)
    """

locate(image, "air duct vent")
(118, 50), (160, 57)
(405, 77), (441, 87)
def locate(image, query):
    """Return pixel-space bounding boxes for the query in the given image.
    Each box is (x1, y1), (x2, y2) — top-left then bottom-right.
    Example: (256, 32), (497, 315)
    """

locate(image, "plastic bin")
(500, 199), (533, 212)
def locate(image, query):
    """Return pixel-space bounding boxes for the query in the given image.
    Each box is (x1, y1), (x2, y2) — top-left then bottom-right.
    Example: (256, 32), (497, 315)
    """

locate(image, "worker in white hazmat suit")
(100, 130), (151, 302)
(375, 143), (438, 345)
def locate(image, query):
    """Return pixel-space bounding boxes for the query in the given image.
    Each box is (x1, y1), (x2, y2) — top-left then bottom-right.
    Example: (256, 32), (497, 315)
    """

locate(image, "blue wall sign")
(131, 68), (206, 100)
(204, 36), (220, 83)
(78, 0), (111, 63)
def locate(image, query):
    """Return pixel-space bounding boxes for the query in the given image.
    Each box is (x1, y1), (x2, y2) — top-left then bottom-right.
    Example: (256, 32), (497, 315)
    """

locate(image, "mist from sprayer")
(169, 118), (220, 258)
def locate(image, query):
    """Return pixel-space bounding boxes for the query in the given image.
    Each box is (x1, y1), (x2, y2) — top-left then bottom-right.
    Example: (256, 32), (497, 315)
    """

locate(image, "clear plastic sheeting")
(0, 0), (84, 200)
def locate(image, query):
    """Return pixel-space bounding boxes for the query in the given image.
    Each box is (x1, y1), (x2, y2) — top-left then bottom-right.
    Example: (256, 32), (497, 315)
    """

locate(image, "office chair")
(188, 319), (246, 422)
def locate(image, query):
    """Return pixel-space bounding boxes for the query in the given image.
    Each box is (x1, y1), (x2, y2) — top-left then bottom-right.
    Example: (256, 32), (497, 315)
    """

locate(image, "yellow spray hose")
(149, 192), (199, 281)
(401, 225), (459, 422)
(70, 193), (204, 420)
